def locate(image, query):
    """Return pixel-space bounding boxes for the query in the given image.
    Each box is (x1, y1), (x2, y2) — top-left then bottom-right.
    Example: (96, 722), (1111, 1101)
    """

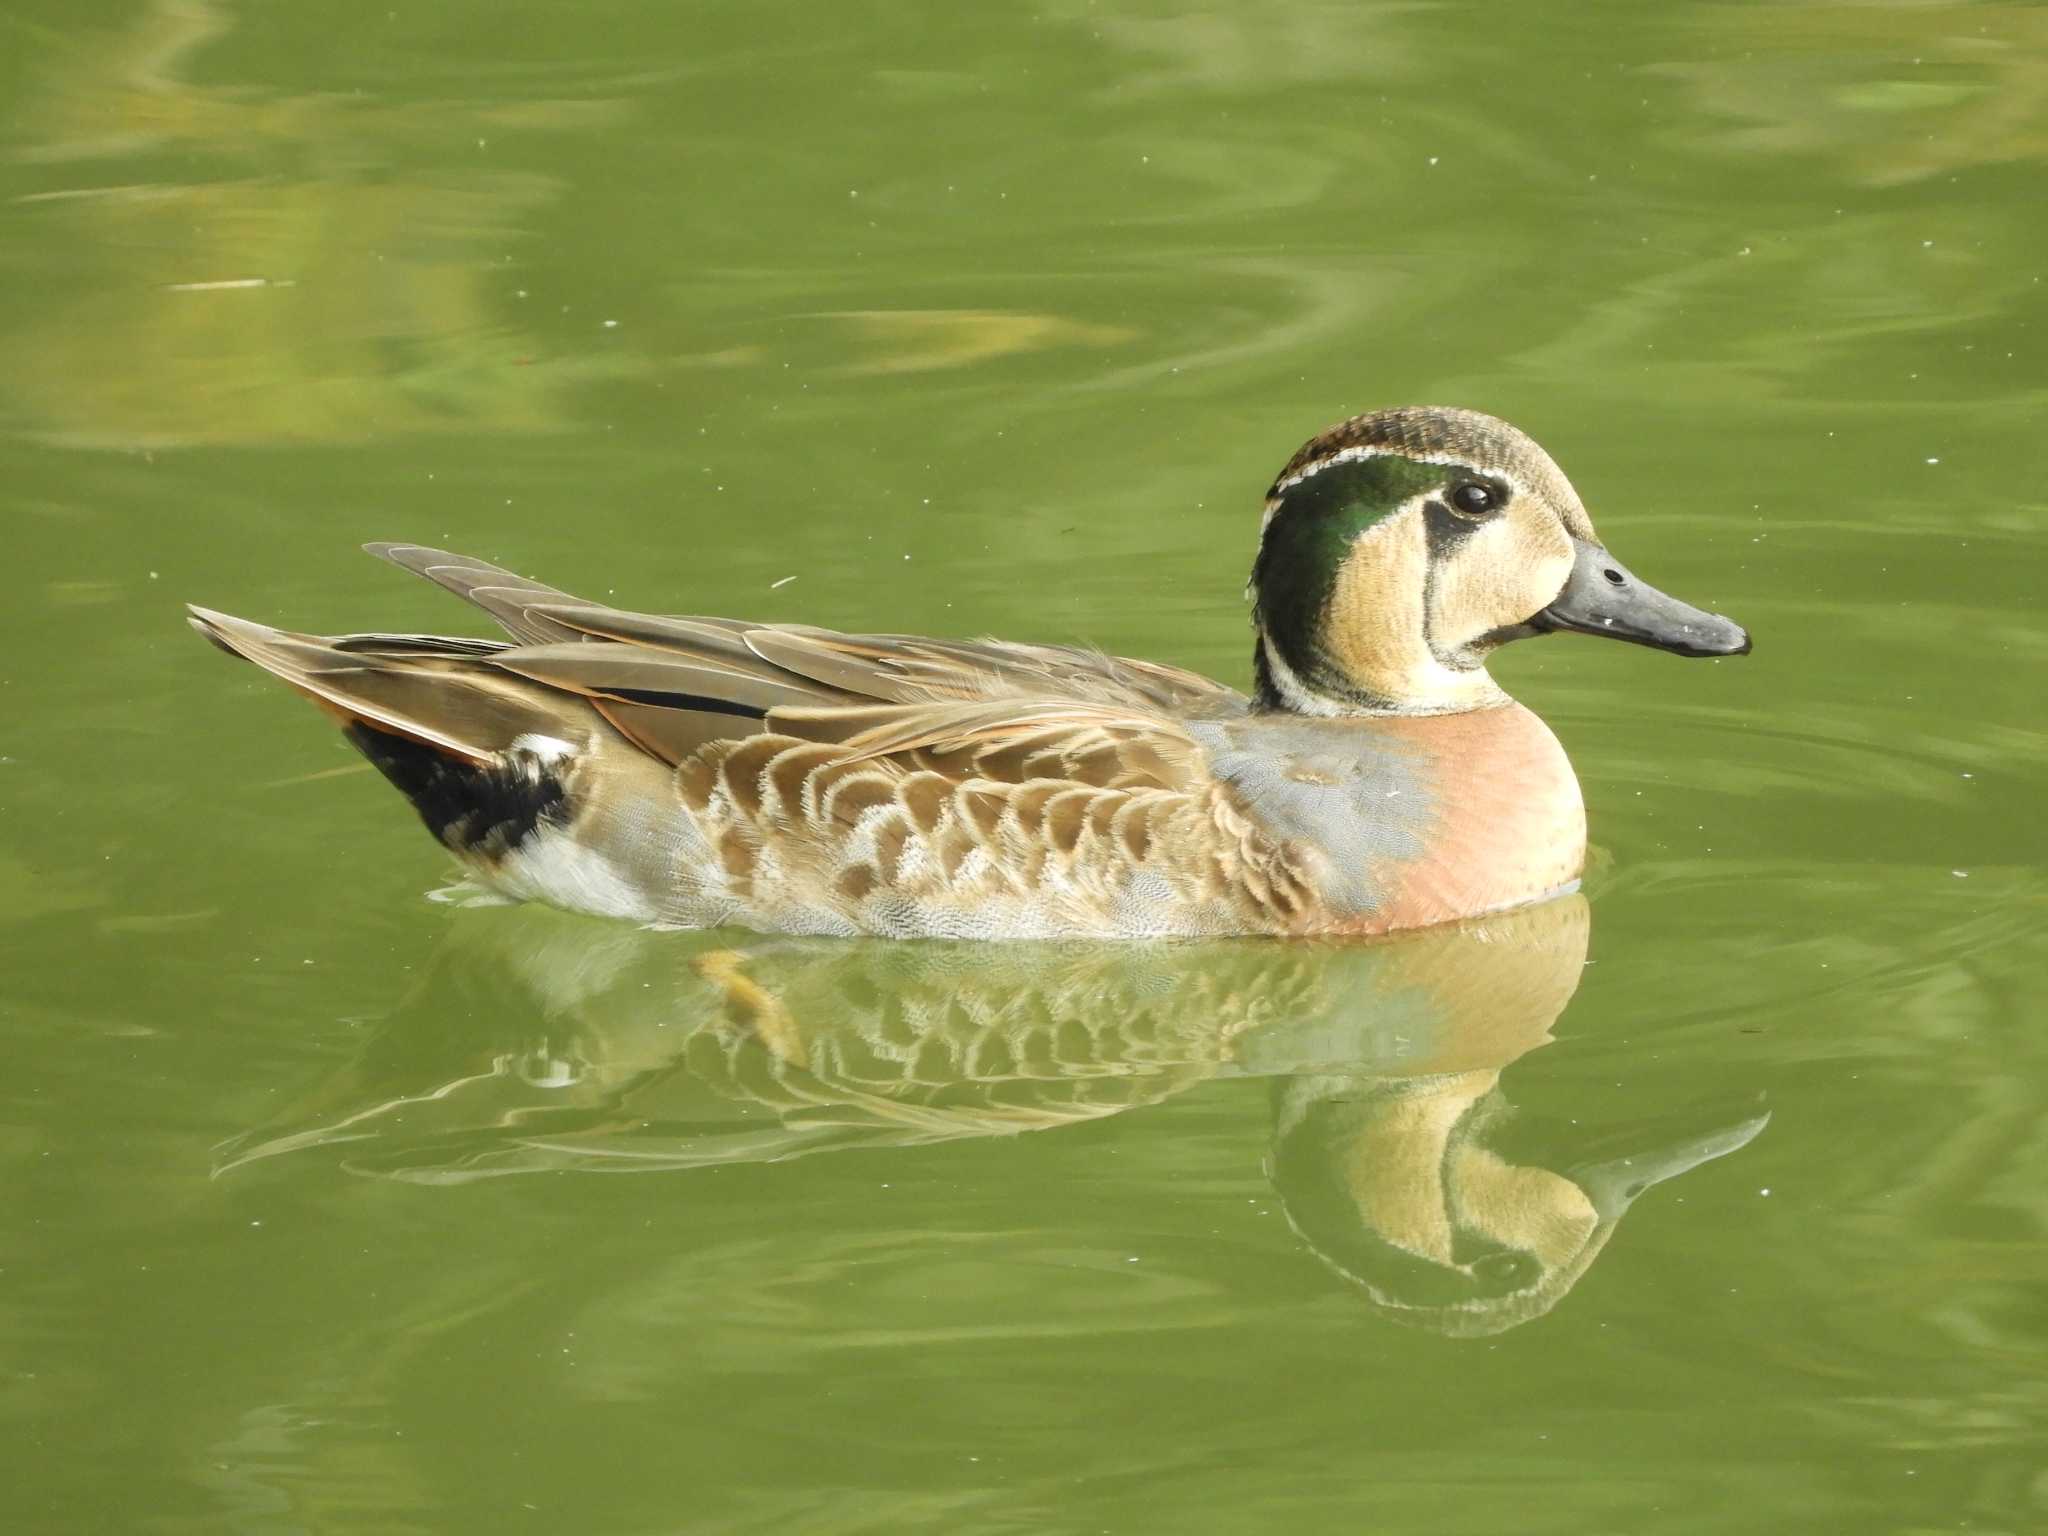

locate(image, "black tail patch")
(344, 724), (568, 859)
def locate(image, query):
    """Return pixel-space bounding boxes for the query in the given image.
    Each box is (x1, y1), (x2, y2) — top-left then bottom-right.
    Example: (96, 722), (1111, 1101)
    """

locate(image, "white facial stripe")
(1259, 627), (1494, 718)
(1272, 444), (1386, 494)
(1257, 635), (1346, 717)
(1273, 444), (1528, 502)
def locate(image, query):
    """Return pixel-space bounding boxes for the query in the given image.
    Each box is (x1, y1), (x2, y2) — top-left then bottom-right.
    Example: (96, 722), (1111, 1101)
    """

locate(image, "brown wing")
(363, 543), (1248, 773)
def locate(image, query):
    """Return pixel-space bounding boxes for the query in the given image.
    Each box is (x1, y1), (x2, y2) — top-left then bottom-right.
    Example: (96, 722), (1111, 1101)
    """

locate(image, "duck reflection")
(221, 893), (1763, 1334)
(1271, 1063), (1766, 1336)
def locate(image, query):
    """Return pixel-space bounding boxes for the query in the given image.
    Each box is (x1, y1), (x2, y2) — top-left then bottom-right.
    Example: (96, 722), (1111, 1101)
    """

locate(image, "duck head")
(1248, 406), (1751, 716)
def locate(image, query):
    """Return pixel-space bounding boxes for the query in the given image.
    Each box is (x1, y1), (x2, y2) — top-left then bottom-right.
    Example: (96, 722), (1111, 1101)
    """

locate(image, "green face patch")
(1251, 453), (1456, 684)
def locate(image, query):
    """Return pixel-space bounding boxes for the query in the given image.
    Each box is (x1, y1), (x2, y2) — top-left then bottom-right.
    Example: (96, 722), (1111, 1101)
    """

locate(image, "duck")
(189, 405), (1749, 939)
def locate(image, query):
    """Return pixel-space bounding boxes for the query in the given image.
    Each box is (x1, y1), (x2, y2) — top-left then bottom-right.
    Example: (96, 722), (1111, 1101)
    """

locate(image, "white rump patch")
(510, 733), (578, 762)
(493, 831), (655, 921)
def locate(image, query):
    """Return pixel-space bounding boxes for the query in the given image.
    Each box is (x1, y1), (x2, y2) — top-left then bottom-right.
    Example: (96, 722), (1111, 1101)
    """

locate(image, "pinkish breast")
(1329, 703), (1586, 935)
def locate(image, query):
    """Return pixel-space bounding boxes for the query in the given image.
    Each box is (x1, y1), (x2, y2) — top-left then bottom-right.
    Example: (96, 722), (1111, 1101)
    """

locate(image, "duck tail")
(187, 606), (551, 756)
(187, 606), (589, 856)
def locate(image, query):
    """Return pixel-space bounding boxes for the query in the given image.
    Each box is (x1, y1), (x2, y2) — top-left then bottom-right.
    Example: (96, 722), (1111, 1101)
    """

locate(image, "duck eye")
(1449, 481), (1501, 518)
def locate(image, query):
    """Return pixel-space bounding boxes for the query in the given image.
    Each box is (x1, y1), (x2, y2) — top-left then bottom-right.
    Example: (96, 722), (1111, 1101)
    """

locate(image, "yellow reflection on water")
(6, 0), (636, 448)
(221, 893), (1766, 1336)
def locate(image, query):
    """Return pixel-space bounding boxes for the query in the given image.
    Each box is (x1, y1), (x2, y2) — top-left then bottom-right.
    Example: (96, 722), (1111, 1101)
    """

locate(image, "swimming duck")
(190, 406), (1749, 938)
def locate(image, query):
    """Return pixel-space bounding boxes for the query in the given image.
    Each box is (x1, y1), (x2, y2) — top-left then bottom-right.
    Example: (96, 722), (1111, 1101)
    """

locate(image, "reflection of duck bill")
(1566, 1105), (1771, 1221)
(1269, 1081), (1770, 1338)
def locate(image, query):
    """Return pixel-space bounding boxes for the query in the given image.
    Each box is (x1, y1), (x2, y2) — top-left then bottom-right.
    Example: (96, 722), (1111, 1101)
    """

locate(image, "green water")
(6, 0), (2046, 1530)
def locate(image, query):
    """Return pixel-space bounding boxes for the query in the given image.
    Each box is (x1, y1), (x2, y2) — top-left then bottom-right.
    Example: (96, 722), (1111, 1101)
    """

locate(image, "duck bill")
(1532, 539), (1751, 657)
(1569, 1109), (1771, 1221)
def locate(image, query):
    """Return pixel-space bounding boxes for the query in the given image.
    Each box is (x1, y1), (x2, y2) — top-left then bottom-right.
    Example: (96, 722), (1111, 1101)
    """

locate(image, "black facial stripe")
(1419, 500), (1490, 673)
(1422, 498), (1482, 559)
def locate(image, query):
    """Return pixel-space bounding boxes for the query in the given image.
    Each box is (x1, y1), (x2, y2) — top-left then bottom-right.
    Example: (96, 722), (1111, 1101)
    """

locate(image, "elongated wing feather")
(369, 544), (1242, 711)
(743, 629), (1244, 714)
(364, 544), (588, 645)
(487, 641), (854, 713)
(527, 604), (775, 658)
(355, 545), (1243, 779)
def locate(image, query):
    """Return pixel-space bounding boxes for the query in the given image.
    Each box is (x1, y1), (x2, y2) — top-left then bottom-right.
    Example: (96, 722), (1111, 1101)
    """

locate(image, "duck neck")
(1251, 617), (1508, 718)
